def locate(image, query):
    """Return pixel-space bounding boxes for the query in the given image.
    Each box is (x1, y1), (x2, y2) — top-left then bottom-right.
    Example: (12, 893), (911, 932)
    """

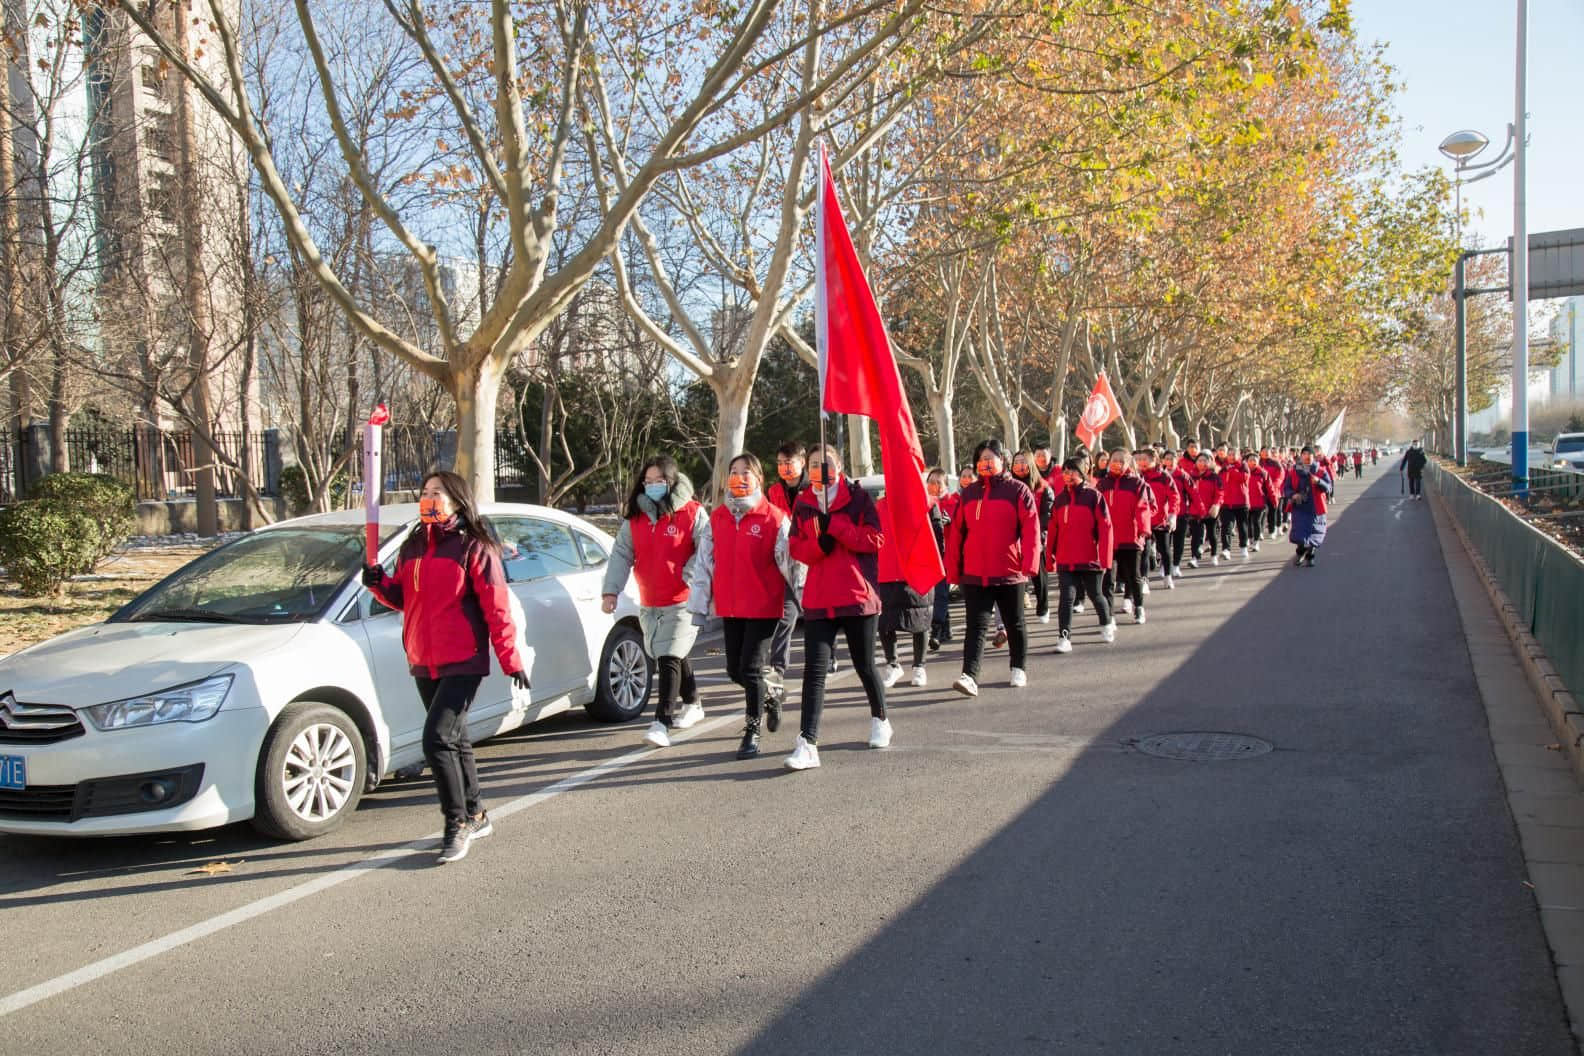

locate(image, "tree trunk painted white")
(927, 387), (956, 473)
(454, 354), (504, 502)
(848, 413), (874, 477)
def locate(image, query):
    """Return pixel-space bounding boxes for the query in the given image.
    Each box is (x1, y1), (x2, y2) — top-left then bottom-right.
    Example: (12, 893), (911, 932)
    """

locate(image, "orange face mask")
(419, 496), (447, 523)
(1108, 462), (1124, 476)
(809, 462), (835, 487)
(777, 462), (801, 484)
(1035, 454), (1050, 471)
(727, 473), (756, 497)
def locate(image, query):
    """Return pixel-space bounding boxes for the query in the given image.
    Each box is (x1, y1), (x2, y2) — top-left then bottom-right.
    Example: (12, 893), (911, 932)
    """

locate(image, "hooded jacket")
(1218, 460), (1250, 508)
(1141, 467), (1182, 529)
(1189, 468), (1222, 519)
(1046, 481), (1115, 572)
(944, 472), (1040, 587)
(1097, 471), (1154, 550)
(790, 477), (883, 619)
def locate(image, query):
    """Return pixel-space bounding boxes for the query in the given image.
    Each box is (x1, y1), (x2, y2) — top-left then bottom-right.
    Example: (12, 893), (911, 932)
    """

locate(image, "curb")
(1434, 492), (1584, 785)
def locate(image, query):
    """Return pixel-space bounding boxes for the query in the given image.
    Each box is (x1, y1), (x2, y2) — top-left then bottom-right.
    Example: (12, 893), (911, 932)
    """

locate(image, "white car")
(0, 504), (652, 840)
(1551, 432), (1584, 471)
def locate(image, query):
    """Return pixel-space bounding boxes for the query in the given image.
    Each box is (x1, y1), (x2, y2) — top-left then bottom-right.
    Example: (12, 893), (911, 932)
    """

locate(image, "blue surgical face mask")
(644, 482), (669, 502)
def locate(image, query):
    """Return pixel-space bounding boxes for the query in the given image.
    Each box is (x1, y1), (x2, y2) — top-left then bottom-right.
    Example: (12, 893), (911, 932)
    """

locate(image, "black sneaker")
(468, 810), (493, 840)
(928, 637), (941, 653)
(764, 688), (783, 733)
(438, 822), (472, 864)
(736, 722), (762, 760)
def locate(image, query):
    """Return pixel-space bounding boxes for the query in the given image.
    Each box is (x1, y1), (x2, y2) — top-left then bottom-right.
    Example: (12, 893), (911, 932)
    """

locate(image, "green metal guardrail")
(1429, 461), (1584, 706)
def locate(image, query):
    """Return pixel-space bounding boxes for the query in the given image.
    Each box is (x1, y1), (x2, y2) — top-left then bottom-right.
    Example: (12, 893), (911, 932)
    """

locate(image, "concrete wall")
(136, 497), (288, 536)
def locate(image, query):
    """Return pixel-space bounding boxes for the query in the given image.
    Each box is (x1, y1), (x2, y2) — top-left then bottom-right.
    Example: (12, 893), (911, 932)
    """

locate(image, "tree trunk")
(927, 387), (956, 473)
(455, 353), (504, 502)
(48, 348), (67, 472)
(848, 413), (873, 477)
(537, 370), (554, 502)
(710, 371), (754, 502)
(175, 1), (218, 536)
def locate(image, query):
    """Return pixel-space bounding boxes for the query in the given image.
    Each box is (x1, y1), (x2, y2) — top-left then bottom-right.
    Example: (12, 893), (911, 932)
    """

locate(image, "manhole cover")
(1132, 732), (1273, 762)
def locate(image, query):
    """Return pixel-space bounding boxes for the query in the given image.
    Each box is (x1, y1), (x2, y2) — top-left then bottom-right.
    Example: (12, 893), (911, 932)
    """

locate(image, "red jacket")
(944, 473), (1040, 587)
(628, 500), (702, 607)
(1259, 458), (1285, 496)
(1352, 452), (1363, 466)
(708, 500), (788, 620)
(369, 521), (523, 679)
(1284, 465), (1333, 515)
(1170, 466), (1195, 515)
(1046, 482), (1114, 571)
(1177, 453), (1200, 477)
(1141, 467), (1181, 528)
(790, 478), (882, 619)
(1097, 472), (1154, 550)
(1218, 462), (1250, 508)
(938, 492), (961, 522)
(1245, 465), (1274, 509)
(768, 477), (808, 518)
(1189, 469), (1221, 518)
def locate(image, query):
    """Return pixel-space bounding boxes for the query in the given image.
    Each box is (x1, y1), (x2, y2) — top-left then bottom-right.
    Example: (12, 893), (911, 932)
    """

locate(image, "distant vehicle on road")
(1551, 433), (1584, 471)
(0, 505), (652, 841)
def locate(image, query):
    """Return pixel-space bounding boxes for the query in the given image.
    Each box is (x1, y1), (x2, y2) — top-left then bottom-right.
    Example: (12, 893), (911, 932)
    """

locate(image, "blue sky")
(1352, 0), (1582, 247)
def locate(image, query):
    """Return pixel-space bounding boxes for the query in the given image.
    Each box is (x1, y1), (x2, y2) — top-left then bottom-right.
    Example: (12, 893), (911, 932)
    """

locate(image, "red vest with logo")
(629, 500), (700, 607)
(709, 501), (787, 620)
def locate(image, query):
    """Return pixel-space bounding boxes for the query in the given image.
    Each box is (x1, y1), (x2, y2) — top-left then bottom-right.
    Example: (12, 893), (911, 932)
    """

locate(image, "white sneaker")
(1186, 558), (1199, 569)
(1165, 575), (1176, 590)
(910, 666), (927, 687)
(1121, 598), (1134, 615)
(1241, 547), (1250, 561)
(673, 702), (705, 730)
(1009, 667), (1027, 688)
(1100, 622), (1116, 643)
(882, 663), (903, 688)
(1211, 554), (1221, 566)
(1251, 542), (1261, 552)
(1073, 601), (1086, 615)
(1135, 608), (1147, 625)
(1141, 580), (1151, 595)
(952, 673), (979, 697)
(1221, 549), (1232, 561)
(783, 736), (821, 770)
(643, 721), (671, 748)
(868, 717), (893, 749)
(1172, 566), (1183, 579)
(1054, 634), (1073, 654)
(1038, 613), (1051, 624)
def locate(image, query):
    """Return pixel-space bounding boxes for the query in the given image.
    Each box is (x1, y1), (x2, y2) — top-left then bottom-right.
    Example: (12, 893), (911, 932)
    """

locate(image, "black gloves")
(818, 532), (837, 555)
(510, 670), (530, 691)
(361, 564), (383, 586)
(816, 511), (832, 534)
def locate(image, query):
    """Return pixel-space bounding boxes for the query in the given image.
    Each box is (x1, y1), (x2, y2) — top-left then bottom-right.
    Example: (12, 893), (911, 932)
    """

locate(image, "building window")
(145, 111), (176, 162)
(147, 174), (179, 224)
(140, 62), (166, 93)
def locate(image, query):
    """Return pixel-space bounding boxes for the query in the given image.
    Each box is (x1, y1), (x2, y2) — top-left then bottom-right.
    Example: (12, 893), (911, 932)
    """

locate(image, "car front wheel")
(252, 701), (367, 840)
(586, 623), (652, 723)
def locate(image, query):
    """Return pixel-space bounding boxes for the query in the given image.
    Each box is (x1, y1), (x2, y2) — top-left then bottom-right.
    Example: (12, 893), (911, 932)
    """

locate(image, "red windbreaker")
(1218, 462), (1250, 508)
(944, 473), (1040, 587)
(368, 521), (523, 679)
(1097, 472), (1154, 550)
(1245, 464), (1274, 508)
(768, 477), (808, 518)
(1045, 482), (1114, 572)
(1141, 467), (1182, 528)
(1189, 469), (1221, 518)
(789, 478), (882, 619)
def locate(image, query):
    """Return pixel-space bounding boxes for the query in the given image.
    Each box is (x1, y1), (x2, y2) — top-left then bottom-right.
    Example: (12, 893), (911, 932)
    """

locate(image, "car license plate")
(0, 754), (24, 790)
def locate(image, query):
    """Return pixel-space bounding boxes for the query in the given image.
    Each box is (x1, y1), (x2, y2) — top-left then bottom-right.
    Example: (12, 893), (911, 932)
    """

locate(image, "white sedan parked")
(0, 504), (652, 840)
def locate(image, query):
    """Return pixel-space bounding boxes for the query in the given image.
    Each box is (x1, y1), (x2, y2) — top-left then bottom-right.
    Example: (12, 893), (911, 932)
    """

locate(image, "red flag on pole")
(363, 402), (390, 564)
(1075, 372), (1123, 452)
(814, 146), (943, 595)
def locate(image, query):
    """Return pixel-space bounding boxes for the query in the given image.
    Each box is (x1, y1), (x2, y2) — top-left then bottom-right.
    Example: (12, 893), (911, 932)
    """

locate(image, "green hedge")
(0, 474), (136, 596)
(27, 473), (137, 572)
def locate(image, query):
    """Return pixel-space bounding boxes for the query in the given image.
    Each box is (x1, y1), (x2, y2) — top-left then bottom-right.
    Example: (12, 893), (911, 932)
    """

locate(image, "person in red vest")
(1097, 449), (1155, 623)
(1012, 449), (1057, 624)
(945, 438), (1039, 697)
(1243, 450), (1274, 552)
(1046, 457), (1116, 652)
(601, 456), (707, 750)
(784, 444), (889, 769)
(1186, 452), (1222, 567)
(927, 467), (955, 651)
(1216, 449), (1251, 560)
(1259, 447), (1286, 538)
(1137, 448), (1180, 590)
(877, 488), (937, 691)
(689, 453), (801, 760)
(1284, 446), (1334, 567)
(765, 440), (811, 706)
(1352, 449), (1364, 478)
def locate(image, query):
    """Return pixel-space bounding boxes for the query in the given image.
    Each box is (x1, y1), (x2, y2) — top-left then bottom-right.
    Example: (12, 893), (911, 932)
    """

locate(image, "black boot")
(764, 686), (783, 733)
(1303, 547), (1317, 567)
(736, 720), (762, 760)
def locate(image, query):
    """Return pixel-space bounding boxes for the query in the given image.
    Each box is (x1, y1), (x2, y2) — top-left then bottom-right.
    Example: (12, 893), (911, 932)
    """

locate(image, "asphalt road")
(0, 462), (1572, 1055)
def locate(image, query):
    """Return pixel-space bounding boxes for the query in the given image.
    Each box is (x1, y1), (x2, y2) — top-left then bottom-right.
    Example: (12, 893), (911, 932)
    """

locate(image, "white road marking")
(0, 712), (738, 1019)
(1211, 576), (1226, 591)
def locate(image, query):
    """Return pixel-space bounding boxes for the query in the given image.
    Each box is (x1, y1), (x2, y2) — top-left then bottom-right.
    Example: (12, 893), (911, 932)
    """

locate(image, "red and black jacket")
(1097, 472), (1154, 551)
(1218, 461), (1250, 508)
(790, 478), (883, 619)
(1046, 482), (1114, 572)
(768, 476), (809, 518)
(1140, 467), (1182, 529)
(945, 473), (1040, 587)
(1246, 464), (1275, 509)
(1189, 468), (1221, 519)
(368, 520), (523, 679)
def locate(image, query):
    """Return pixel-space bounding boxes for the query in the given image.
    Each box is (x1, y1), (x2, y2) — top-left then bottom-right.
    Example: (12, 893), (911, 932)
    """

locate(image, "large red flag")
(815, 146), (943, 595)
(1075, 372), (1123, 452)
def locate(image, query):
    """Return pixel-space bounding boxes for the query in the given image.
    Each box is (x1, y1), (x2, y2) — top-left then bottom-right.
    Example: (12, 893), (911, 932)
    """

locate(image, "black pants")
(655, 656), (697, 725)
(1031, 566), (1051, 617)
(883, 630), (926, 669)
(1218, 507), (1248, 551)
(1354, 464), (1362, 478)
(1057, 569), (1111, 633)
(416, 674), (484, 828)
(1152, 526), (1173, 576)
(1171, 518), (1188, 567)
(800, 614), (884, 744)
(723, 617), (777, 722)
(1114, 548), (1144, 610)
(769, 594), (801, 675)
(1189, 516), (1212, 559)
(1408, 472), (1422, 496)
(931, 581), (952, 643)
(1266, 505), (1280, 534)
(1248, 507), (1264, 542)
(961, 583), (1027, 677)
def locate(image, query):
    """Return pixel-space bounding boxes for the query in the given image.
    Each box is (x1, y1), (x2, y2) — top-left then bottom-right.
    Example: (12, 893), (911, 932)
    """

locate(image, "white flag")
(1315, 409), (1346, 453)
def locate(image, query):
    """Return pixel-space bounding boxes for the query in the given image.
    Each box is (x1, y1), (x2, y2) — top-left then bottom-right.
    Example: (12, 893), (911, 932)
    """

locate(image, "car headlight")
(84, 674), (234, 731)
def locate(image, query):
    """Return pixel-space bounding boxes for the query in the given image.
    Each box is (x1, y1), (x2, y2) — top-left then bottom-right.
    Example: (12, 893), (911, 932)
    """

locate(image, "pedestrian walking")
(1244, 450), (1274, 551)
(1217, 448), (1251, 560)
(688, 454), (801, 760)
(1097, 449), (1154, 624)
(926, 468), (954, 651)
(1047, 457), (1116, 653)
(1165, 449), (1193, 575)
(1399, 441), (1428, 500)
(878, 489), (936, 690)
(602, 456), (707, 750)
(1137, 448), (1180, 590)
(1352, 450), (1364, 478)
(363, 471), (528, 864)
(1186, 453), (1222, 567)
(784, 444), (890, 770)
(1284, 446), (1334, 567)
(766, 441), (814, 703)
(1259, 447), (1285, 538)
(1012, 449), (1056, 624)
(945, 439), (1040, 697)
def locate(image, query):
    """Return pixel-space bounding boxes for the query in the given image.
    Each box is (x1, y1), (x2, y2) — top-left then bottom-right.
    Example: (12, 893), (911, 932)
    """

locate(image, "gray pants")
(769, 593), (801, 678)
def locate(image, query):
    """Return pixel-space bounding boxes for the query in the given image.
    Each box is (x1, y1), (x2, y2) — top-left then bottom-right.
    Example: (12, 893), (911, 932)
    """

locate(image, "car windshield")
(113, 527), (374, 624)
(1556, 437), (1584, 453)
